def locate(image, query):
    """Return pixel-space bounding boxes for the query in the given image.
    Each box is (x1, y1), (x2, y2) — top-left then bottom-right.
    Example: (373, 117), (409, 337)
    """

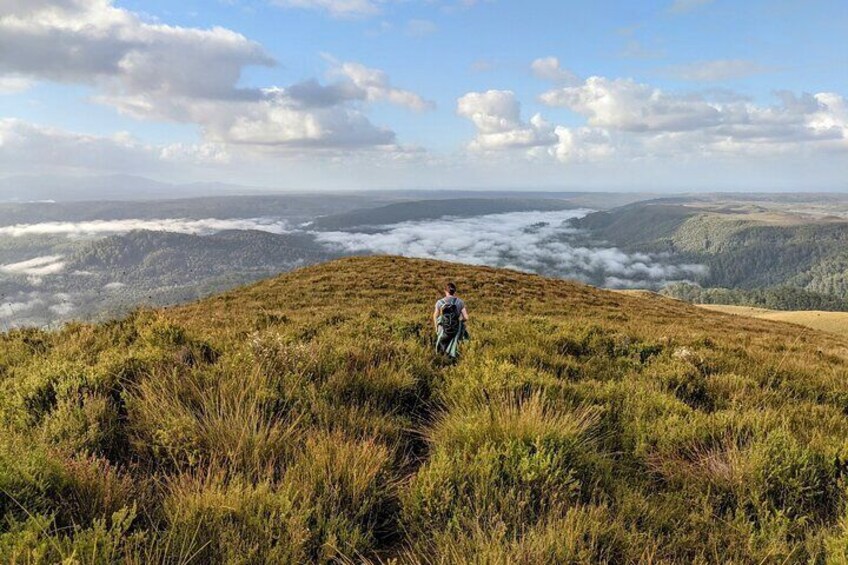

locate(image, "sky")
(0, 0), (846, 192)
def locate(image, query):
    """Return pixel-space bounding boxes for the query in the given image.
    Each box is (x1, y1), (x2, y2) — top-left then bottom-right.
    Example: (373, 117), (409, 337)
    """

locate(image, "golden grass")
(3, 256), (848, 562)
(698, 304), (848, 338)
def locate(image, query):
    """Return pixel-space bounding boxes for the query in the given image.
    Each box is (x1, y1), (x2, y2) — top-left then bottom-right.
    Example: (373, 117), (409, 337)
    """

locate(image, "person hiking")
(434, 282), (469, 358)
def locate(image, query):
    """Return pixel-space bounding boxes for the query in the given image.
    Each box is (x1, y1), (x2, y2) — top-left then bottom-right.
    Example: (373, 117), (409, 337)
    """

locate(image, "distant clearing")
(698, 304), (848, 338)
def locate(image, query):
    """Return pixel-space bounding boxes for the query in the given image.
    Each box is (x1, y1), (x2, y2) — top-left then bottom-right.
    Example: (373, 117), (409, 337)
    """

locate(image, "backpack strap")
(439, 297), (461, 316)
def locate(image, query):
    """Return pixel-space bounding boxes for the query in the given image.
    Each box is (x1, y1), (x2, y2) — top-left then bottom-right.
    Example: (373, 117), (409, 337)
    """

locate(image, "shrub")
(163, 473), (309, 564)
(288, 431), (398, 561)
(748, 429), (842, 525)
(404, 394), (604, 537)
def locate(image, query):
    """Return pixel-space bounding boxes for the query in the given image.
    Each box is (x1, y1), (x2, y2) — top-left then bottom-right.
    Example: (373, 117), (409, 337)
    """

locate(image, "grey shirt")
(435, 296), (466, 316)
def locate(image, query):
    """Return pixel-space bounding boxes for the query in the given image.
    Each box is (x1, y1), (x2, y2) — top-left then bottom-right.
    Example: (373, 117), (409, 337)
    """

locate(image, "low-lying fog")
(0, 208), (706, 328)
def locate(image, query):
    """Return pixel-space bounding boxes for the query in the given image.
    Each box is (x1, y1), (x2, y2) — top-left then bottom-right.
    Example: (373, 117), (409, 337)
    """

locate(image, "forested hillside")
(2, 257), (848, 562)
(576, 202), (848, 310)
(310, 198), (576, 230)
(68, 230), (336, 285)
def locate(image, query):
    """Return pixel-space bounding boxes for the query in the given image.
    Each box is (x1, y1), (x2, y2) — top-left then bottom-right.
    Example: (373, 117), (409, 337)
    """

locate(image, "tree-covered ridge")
(68, 229), (336, 283)
(2, 256), (848, 562)
(575, 202), (848, 309)
(571, 203), (698, 252)
(310, 198), (578, 230)
(0, 230), (340, 328)
(661, 282), (848, 312)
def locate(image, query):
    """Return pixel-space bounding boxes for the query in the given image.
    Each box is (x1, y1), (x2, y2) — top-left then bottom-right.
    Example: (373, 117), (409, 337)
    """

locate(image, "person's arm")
(461, 307), (469, 323)
(433, 305), (440, 328)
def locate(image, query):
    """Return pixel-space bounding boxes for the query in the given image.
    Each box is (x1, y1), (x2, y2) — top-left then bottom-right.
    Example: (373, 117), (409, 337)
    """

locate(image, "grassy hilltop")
(2, 256), (848, 563)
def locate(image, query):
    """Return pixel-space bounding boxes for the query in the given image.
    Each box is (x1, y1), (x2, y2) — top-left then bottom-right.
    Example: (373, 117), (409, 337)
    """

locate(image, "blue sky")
(0, 0), (846, 191)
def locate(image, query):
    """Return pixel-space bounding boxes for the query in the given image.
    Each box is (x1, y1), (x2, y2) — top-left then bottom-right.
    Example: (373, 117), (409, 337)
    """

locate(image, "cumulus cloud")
(551, 126), (617, 163)
(457, 90), (557, 150)
(0, 218), (291, 237)
(0, 0), (272, 97)
(540, 77), (723, 132)
(314, 209), (706, 287)
(538, 76), (848, 158)
(531, 57), (580, 85)
(330, 61), (435, 112)
(453, 74), (846, 172)
(0, 0), (427, 151)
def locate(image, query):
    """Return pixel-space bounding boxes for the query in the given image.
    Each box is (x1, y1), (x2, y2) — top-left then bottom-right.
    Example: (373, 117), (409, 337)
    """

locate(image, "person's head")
(445, 282), (457, 296)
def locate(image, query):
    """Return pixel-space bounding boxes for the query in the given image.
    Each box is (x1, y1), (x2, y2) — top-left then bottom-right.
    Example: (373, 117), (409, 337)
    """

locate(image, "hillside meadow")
(2, 256), (848, 563)
(698, 304), (848, 339)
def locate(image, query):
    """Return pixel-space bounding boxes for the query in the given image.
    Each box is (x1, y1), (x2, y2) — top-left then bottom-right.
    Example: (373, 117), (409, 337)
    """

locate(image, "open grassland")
(2, 256), (848, 563)
(698, 304), (848, 339)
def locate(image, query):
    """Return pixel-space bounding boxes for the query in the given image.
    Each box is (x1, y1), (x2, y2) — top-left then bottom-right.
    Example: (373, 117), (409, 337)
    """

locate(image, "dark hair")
(445, 282), (457, 295)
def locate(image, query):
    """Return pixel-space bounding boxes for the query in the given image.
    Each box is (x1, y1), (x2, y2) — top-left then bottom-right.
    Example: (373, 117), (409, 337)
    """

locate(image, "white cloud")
(457, 90), (557, 150)
(0, 119), (170, 174)
(159, 142), (232, 165)
(0, 75), (33, 93)
(314, 209), (706, 286)
(0, 0), (427, 151)
(0, 1), (273, 97)
(540, 76), (848, 155)
(540, 77), (723, 132)
(551, 126), (617, 163)
(665, 59), (774, 82)
(0, 255), (66, 276)
(453, 77), (847, 174)
(0, 218), (291, 237)
(531, 57), (580, 85)
(331, 61), (435, 112)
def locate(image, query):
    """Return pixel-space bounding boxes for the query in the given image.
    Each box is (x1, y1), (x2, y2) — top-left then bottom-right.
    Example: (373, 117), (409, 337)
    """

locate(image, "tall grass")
(1, 256), (848, 562)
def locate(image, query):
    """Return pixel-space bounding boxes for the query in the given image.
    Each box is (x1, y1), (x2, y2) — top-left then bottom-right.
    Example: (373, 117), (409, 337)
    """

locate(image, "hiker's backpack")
(439, 298), (461, 338)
